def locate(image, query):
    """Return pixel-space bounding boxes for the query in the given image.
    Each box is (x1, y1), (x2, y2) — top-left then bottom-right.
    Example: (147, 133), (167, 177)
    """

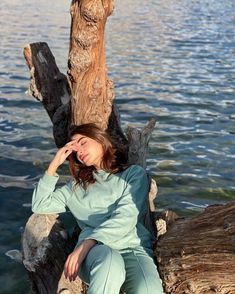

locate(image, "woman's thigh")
(78, 244), (126, 285)
(121, 249), (163, 294)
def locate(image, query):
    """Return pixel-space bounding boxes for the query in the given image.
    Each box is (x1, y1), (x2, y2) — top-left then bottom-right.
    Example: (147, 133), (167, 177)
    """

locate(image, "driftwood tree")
(22, 1), (235, 293)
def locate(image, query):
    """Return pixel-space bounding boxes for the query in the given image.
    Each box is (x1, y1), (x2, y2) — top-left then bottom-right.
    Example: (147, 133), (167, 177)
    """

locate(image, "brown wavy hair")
(68, 123), (128, 187)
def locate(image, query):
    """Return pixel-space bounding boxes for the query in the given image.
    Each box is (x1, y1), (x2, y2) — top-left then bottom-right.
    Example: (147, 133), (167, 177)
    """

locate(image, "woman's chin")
(82, 161), (92, 167)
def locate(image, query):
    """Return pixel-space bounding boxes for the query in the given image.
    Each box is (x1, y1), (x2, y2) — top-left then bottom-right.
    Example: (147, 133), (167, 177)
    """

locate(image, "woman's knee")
(90, 245), (121, 263)
(89, 244), (126, 278)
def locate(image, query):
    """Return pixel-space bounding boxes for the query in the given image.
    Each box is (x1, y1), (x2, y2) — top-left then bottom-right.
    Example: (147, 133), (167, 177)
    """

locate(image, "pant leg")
(78, 244), (126, 294)
(120, 249), (163, 294)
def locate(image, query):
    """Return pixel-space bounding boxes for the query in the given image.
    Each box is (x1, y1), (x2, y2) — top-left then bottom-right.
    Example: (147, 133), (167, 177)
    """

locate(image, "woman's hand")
(47, 141), (78, 176)
(64, 239), (97, 282)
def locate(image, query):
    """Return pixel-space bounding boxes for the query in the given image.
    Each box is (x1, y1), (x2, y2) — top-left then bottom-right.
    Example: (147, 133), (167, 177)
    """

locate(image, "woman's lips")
(80, 154), (88, 162)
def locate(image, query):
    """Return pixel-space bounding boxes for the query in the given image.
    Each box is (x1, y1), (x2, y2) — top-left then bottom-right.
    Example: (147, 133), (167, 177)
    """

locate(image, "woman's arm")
(32, 172), (72, 213)
(32, 142), (76, 213)
(64, 239), (97, 282)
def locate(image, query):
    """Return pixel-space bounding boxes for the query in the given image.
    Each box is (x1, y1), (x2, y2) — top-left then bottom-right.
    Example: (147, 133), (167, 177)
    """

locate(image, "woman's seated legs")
(78, 244), (126, 294)
(120, 249), (163, 294)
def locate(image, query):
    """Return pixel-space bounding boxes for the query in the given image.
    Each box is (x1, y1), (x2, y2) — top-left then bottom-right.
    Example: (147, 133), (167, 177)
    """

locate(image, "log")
(24, 2), (127, 150)
(155, 203), (235, 294)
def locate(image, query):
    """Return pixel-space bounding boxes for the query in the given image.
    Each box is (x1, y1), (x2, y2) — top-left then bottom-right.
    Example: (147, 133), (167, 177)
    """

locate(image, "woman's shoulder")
(120, 164), (147, 178)
(117, 165), (149, 190)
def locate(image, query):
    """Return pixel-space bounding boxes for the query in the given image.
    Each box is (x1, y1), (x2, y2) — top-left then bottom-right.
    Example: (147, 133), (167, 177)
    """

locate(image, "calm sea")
(1, 0), (235, 292)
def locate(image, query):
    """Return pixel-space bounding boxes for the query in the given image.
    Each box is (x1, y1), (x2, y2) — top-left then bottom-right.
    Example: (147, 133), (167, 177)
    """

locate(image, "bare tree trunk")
(68, 0), (114, 129)
(68, 0), (128, 149)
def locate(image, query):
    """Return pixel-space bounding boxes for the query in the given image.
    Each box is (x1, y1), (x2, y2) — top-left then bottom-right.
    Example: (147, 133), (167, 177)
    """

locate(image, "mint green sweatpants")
(78, 244), (163, 294)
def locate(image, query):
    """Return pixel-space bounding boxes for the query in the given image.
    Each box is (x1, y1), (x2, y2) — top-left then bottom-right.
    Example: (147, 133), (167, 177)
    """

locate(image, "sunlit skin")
(47, 134), (104, 282)
(71, 134), (104, 169)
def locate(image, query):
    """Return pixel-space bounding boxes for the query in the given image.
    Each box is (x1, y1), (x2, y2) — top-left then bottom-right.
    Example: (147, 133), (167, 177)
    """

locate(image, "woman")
(32, 123), (163, 294)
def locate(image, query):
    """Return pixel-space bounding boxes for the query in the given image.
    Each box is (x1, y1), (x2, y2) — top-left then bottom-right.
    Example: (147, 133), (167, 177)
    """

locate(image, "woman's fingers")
(61, 145), (79, 154)
(66, 255), (74, 281)
(64, 255), (70, 279)
(64, 140), (81, 153)
(64, 149), (73, 158)
(64, 256), (73, 280)
(65, 139), (78, 147)
(64, 253), (80, 282)
(65, 140), (75, 146)
(53, 141), (79, 166)
(57, 147), (74, 161)
(69, 258), (77, 281)
(72, 263), (79, 281)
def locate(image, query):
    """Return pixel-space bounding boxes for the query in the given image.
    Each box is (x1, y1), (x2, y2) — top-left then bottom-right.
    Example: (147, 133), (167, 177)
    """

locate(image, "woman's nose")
(76, 147), (83, 155)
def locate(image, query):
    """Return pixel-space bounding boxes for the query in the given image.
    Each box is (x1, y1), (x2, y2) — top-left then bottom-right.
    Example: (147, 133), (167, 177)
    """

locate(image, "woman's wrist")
(73, 239), (97, 264)
(80, 239), (97, 255)
(83, 239), (97, 248)
(47, 162), (59, 176)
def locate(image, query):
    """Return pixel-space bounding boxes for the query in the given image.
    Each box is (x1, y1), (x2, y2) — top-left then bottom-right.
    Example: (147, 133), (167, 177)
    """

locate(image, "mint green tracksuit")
(32, 165), (163, 294)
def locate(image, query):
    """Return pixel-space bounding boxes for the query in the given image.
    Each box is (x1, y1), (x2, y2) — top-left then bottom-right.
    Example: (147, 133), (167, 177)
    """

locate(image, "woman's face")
(71, 134), (104, 169)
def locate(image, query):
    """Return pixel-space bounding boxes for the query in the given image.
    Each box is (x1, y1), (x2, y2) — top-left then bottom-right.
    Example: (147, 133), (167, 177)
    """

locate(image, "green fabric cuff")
(41, 171), (59, 185)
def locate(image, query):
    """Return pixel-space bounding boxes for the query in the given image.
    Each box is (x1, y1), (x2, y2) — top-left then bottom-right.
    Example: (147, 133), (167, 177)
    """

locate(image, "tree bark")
(23, 42), (71, 148)
(22, 214), (86, 294)
(68, 0), (114, 129)
(68, 0), (128, 150)
(155, 203), (235, 294)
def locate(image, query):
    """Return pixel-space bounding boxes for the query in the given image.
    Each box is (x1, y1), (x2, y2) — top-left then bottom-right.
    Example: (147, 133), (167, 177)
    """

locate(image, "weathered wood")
(68, 0), (114, 129)
(126, 118), (157, 169)
(23, 42), (71, 147)
(156, 203), (235, 294)
(68, 0), (128, 150)
(22, 214), (86, 294)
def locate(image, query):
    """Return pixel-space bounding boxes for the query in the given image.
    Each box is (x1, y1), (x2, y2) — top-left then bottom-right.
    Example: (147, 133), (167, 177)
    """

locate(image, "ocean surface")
(1, 0), (235, 292)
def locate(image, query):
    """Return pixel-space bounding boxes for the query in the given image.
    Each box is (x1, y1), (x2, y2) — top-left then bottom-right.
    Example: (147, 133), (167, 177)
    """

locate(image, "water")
(1, 0), (235, 292)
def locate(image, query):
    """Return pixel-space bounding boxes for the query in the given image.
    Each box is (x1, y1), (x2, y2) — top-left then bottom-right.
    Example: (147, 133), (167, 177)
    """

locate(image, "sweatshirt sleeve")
(32, 171), (72, 214)
(83, 165), (149, 246)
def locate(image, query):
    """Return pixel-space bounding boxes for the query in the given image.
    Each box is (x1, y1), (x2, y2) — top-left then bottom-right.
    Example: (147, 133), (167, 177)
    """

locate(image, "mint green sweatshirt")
(32, 165), (153, 254)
